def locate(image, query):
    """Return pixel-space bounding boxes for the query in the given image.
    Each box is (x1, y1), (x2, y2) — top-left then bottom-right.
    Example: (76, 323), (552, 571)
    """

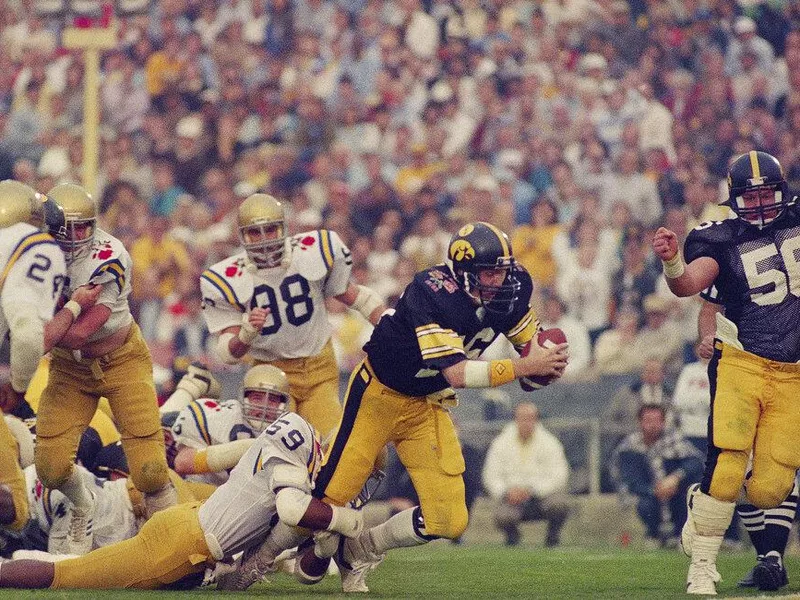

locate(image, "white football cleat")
(67, 493), (96, 555)
(687, 559), (721, 595)
(336, 535), (385, 593)
(216, 544), (277, 591)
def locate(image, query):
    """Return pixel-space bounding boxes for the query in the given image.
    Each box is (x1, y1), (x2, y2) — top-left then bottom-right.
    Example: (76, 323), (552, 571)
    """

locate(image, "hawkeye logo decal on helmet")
(449, 240), (475, 262)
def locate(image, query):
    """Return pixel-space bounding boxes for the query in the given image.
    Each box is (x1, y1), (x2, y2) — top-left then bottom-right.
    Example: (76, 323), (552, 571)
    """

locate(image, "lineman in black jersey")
(312, 222), (568, 590)
(653, 151), (800, 595)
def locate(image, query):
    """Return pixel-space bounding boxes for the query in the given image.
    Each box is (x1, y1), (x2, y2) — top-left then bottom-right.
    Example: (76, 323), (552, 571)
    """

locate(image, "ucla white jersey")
(63, 228), (133, 343)
(0, 223), (65, 350)
(198, 412), (319, 559)
(200, 229), (352, 362)
(24, 464), (138, 552)
(172, 398), (256, 485)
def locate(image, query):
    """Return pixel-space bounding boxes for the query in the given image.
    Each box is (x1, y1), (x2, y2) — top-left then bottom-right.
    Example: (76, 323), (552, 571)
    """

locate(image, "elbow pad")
(216, 333), (239, 365)
(8, 313), (44, 392)
(275, 487), (313, 527)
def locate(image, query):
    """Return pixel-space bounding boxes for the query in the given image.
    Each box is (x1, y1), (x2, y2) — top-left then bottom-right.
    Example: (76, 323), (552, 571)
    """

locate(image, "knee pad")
(33, 449), (72, 489)
(707, 450), (748, 502)
(123, 434), (170, 493)
(747, 477), (794, 510)
(422, 503), (468, 540)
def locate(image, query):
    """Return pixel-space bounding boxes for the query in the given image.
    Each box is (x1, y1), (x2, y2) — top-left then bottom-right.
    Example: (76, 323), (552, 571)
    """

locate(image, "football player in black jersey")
(653, 151), (800, 595)
(308, 222), (568, 592)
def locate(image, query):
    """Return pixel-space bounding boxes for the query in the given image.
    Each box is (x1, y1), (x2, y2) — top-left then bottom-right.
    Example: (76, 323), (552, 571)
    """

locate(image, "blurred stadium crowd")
(1, 0), (799, 383)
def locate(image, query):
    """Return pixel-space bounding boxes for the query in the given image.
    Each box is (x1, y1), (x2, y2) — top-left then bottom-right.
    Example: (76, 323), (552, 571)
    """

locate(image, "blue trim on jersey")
(90, 258), (126, 292)
(188, 402), (212, 445)
(201, 269), (246, 312)
(317, 229), (334, 270)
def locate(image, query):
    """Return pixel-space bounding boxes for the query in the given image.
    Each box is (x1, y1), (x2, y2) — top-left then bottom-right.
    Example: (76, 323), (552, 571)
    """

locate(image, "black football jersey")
(684, 210), (800, 362)
(364, 264), (539, 396)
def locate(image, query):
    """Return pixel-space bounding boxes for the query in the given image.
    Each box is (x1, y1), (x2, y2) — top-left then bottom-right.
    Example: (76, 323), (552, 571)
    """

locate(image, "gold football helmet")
(0, 179), (66, 236)
(238, 193), (286, 268)
(241, 364), (291, 433)
(47, 183), (97, 264)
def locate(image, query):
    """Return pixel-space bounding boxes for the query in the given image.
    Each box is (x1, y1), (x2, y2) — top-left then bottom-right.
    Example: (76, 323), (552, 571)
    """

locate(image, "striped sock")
(762, 480), (799, 556)
(737, 503), (766, 555)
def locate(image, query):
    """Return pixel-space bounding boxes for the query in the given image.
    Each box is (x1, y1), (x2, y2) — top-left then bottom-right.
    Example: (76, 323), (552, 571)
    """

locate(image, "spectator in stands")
(511, 198), (562, 289)
(610, 401), (704, 549)
(671, 342), (711, 455)
(636, 293), (686, 376)
(483, 403), (572, 547)
(603, 358), (672, 434)
(592, 305), (647, 376)
(612, 226), (659, 316)
(554, 217), (613, 342)
(600, 148), (662, 228)
(130, 215), (191, 303)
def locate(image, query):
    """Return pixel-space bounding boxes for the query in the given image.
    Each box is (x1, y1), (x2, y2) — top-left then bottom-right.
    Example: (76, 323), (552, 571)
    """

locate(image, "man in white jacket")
(482, 403), (572, 547)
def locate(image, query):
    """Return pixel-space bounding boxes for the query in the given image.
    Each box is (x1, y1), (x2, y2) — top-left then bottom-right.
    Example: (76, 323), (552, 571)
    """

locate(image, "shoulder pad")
(687, 220), (736, 245)
(291, 230), (334, 281)
(201, 255), (250, 311)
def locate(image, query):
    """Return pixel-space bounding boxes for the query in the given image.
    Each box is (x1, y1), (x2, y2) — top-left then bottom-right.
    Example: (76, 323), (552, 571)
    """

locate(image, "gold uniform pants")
(703, 342), (800, 508)
(52, 501), (213, 589)
(35, 324), (169, 494)
(257, 338), (342, 441)
(316, 360), (468, 539)
(0, 416), (28, 530)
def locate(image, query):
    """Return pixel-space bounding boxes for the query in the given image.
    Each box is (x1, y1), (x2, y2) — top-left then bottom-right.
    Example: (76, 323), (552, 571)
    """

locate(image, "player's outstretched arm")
(173, 439), (255, 475)
(275, 486), (363, 538)
(43, 284), (102, 353)
(441, 343), (569, 389)
(652, 227), (719, 297)
(336, 282), (386, 326)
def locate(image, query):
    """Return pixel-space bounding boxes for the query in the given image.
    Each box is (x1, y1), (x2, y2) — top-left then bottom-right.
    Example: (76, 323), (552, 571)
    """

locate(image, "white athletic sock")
(59, 468), (93, 513)
(367, 508), (428, 554)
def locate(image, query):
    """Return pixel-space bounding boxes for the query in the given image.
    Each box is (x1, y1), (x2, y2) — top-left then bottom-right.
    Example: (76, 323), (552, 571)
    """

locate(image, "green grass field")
(1, 544), (799, 599)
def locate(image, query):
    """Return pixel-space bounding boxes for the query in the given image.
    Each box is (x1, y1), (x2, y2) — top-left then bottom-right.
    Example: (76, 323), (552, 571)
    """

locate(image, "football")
(519, 327), (568, 391)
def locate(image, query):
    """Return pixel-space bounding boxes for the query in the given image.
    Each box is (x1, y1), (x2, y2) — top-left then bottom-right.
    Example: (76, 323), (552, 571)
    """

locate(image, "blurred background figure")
(483, 403), (572, 547)
(610, 402), (703, 549)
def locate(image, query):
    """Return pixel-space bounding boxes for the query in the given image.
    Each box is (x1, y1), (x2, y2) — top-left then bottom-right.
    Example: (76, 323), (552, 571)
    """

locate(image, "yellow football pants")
(703, 342), (800, 508)
(257, 338), (342, 441)
(52, 501), (213, 589)
(0, 416), (28, 531)
(35, 324), (169, 494)
(316, 359), (468, 539)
